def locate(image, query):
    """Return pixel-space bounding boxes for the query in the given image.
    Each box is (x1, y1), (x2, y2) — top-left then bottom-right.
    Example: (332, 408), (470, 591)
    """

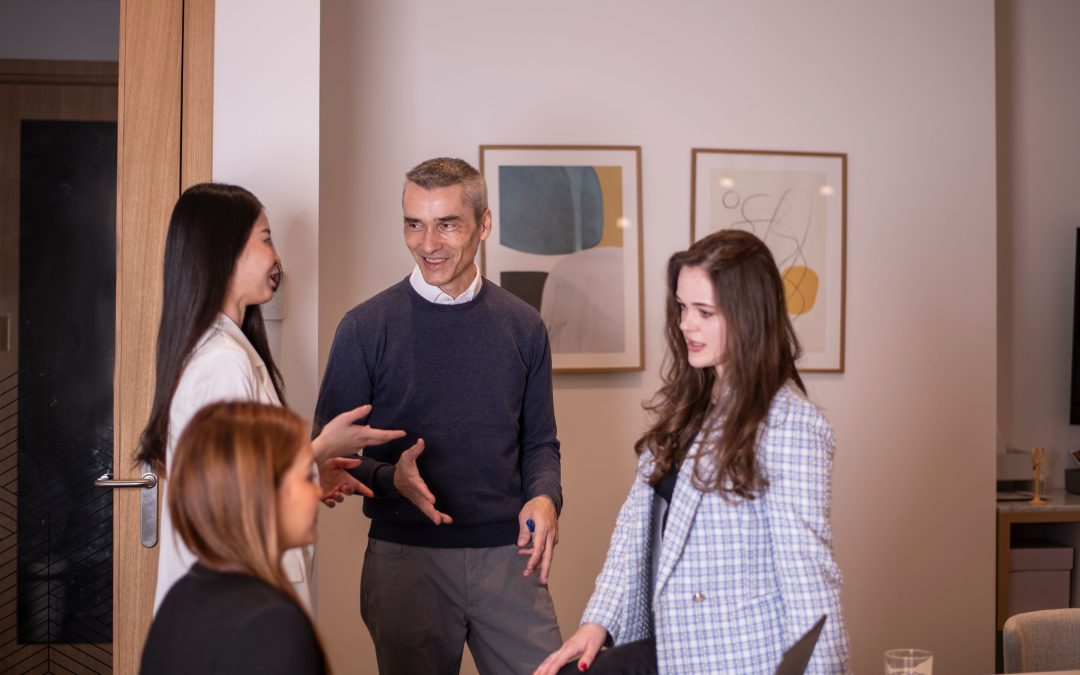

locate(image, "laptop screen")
(774, 615), (828, 675)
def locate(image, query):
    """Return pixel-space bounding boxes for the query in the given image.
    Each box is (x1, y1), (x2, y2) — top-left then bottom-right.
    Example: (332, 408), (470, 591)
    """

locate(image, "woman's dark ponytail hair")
(137, 183), (286, 474)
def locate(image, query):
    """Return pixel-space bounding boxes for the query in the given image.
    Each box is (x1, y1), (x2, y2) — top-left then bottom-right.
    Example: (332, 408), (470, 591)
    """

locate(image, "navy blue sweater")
(314, 277), (562, 548)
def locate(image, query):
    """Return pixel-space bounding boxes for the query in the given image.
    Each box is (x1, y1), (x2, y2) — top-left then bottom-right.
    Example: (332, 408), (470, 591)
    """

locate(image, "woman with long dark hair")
(535, 230), (850, 674)
(141, 402), (329, 674)
(140, 183), (403, 612)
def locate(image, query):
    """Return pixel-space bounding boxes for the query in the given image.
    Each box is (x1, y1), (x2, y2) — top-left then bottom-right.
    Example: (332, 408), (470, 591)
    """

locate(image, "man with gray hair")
(314, 157), (563, 674)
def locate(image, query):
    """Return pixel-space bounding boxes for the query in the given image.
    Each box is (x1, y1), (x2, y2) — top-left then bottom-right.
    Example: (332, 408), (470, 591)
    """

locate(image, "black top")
(654, 468), (677, 504)
(654, 467), (678, 533)
(141, 564), (324, 675)
(313, 277), (562, 548)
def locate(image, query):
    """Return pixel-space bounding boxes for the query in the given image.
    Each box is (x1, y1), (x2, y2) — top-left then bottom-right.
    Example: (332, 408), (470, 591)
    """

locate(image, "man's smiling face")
(403, 182), (491, 299)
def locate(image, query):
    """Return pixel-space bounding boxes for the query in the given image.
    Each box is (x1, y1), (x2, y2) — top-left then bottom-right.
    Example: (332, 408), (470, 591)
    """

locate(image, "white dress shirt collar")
(409, 263), (483, 305)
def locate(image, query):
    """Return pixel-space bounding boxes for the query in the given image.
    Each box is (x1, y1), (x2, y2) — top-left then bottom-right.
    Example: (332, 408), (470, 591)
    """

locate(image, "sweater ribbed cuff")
(372, 464), (399, 498)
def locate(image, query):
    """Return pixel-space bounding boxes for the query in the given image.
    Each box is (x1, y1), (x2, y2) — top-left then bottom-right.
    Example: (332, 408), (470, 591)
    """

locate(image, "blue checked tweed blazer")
(580, 384), (851, 674)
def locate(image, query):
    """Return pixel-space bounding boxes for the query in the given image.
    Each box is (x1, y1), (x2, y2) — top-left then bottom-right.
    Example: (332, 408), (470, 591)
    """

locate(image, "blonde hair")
(169, 401), (308, 605)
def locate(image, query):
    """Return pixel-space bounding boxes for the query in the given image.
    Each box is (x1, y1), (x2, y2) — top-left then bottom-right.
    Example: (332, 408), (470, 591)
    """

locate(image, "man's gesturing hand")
(393, 439), (452, 525)
(517, 495), (558, 585)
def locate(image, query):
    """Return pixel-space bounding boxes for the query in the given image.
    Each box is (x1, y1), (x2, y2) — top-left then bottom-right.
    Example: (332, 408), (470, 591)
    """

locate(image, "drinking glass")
(884, 648), (932, 675)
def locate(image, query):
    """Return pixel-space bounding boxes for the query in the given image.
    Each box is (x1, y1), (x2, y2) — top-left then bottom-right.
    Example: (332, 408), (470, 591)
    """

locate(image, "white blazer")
(581, 384), (850, 674)
(153, 314), (312, 613)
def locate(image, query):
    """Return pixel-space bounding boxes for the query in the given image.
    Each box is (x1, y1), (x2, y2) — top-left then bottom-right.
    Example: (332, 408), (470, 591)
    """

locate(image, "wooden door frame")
(114, 0), (213, 672)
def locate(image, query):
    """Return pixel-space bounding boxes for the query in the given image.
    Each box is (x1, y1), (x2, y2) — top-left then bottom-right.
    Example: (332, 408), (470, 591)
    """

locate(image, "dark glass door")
(0, 119), (116, 673)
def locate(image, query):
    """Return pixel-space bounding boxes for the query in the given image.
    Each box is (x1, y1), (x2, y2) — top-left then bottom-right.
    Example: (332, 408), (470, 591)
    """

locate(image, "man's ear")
(479, 208), (493, 241)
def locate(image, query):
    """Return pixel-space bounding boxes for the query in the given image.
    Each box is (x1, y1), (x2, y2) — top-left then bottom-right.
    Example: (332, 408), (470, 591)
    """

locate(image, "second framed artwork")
(480, 145), (644, 373)
(692, 149), (847, 373)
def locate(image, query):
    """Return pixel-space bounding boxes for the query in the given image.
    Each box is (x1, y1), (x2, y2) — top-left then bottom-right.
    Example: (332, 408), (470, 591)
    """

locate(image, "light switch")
(262, 289), (284, 321)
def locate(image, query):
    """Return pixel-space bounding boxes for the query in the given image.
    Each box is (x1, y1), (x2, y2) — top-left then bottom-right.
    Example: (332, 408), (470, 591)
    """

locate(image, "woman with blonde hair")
(142, 401), (328, 674)
(535, 230), (850, 674)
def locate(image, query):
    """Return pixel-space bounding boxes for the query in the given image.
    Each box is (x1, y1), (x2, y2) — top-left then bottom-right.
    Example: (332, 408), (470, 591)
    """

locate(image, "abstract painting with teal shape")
(499, 166), (603, 254)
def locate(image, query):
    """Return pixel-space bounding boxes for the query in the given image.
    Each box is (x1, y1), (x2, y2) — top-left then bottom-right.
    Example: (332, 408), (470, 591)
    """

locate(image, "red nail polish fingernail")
(579, 662), (589, 672)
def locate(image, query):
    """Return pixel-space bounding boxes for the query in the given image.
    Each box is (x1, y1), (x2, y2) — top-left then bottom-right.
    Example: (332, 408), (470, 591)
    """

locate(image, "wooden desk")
(996, 490), (1080, 629)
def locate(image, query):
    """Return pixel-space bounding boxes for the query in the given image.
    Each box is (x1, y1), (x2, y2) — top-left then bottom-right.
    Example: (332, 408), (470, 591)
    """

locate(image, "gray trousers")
(361, 539), (562, 675)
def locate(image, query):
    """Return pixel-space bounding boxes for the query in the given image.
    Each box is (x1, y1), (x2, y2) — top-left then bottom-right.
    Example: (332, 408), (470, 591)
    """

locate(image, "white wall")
(997, 0), (1080, 490)
(213, 0), (320, 419)
(0, 0), (118, 61)
(317, 1), (997, 673)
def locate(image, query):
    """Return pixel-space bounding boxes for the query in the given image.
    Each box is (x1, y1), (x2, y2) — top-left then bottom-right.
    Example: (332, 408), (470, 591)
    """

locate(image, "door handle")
(94, 473), (157, 489)
(95, 471), (159, 548)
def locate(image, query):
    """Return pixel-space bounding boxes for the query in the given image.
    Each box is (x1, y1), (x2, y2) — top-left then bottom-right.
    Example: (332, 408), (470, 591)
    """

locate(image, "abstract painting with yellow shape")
(693, 149), (846, 371)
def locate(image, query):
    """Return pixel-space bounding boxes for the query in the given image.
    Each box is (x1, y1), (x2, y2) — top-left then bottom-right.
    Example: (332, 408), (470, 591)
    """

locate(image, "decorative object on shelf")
(479, 145), (644, 373)
(691, 149), (847, 372)
(1030, 446), (1047, 505)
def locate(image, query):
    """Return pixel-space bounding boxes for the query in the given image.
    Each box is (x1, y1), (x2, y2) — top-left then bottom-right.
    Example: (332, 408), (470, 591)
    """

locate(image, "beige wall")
(997, 0), (1080, 490)
(210, 0), (1001, 672)
(213, 0), (321, 419)
(314, 1), (997, 673)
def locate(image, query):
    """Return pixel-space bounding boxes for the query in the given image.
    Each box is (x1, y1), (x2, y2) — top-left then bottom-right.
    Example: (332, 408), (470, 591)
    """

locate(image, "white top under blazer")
(153, 313), (312, 614)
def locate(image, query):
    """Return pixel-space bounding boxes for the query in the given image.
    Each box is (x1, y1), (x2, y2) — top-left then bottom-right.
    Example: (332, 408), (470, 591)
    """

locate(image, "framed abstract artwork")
(480, 145), (644, 373)
(691, 149), (847, 372)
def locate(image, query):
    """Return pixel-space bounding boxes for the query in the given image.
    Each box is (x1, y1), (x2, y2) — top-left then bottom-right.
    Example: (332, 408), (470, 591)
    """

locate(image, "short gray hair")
(404, 157), (488, 224)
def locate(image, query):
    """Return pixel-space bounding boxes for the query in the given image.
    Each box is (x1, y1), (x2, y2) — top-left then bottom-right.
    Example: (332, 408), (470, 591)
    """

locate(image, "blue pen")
(526, 518), (535, 539)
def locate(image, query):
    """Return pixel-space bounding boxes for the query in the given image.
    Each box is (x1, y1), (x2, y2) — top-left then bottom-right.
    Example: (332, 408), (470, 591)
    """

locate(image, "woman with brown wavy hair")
(141, 401), (328, 674)
(536, 230), (850, 674)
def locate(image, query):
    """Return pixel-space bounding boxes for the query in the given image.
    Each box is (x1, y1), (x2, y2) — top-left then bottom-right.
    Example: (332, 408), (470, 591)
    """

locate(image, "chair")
(1003, 609), (1080, 673)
